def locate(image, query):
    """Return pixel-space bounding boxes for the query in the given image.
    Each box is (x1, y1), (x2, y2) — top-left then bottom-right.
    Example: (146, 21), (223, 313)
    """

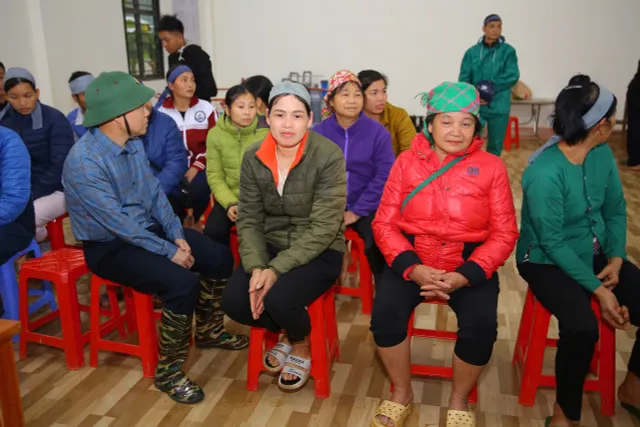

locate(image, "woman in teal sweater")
(517, 75), (640, 426)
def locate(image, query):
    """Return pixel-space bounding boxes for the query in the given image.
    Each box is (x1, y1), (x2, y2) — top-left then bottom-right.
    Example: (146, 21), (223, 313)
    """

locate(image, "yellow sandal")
(446, 409), (475, 427)
(371, 400), (413, 427)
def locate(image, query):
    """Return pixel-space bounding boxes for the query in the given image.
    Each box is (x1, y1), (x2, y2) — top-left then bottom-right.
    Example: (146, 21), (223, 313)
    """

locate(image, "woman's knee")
(370, 298), (412, 348)
(561, 313), (599, 347)
(454, 311), (499, 366)
(221, 269), (250, 320)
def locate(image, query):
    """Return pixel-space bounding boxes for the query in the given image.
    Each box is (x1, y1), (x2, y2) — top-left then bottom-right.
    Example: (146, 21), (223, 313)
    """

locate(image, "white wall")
(212, 0), (640, 120)
(39, 0), (129, 114)
(2, 0), (637, 123)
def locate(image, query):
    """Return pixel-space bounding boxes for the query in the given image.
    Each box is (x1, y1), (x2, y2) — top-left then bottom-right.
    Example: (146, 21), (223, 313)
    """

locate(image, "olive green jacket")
(237, 130), (346, 275)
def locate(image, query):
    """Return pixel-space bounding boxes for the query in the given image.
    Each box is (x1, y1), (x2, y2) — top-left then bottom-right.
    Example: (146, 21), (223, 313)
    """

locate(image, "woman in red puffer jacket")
(370, 82), (518, 427)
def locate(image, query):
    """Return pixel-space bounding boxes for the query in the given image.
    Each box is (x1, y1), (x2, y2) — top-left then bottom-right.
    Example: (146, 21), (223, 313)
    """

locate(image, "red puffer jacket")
(372, 133), (518, 285)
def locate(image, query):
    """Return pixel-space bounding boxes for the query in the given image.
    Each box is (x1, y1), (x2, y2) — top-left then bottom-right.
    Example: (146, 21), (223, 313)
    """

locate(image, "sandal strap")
(374, 400), (413, 425)
(446, 409), (475, 427)
(280, 354), (311, 379)
(265, 342), (292, 365)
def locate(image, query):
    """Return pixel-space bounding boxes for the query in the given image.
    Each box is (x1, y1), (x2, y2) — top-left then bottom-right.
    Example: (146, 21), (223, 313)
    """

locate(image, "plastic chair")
(89, 275), (158, 378)
(19, 249), (90, 369)
(333, 228), (373, 314)
(504, 116), (520, 151)
(391, 299), (478, 402)
(513, 287), (615, 415)
(0, 239), (57, 342)
(246, 287), (339, 398)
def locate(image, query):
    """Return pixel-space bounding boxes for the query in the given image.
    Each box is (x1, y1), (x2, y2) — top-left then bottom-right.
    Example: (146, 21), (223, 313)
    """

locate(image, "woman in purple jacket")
(313, 70), (394, 284)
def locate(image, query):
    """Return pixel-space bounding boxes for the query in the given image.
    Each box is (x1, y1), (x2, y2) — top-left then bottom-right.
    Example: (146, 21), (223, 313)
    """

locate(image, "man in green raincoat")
(459, 14), (520, 156)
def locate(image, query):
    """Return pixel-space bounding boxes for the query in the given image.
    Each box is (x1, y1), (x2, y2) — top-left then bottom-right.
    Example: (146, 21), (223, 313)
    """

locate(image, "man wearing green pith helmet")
(460, 14), (520, 156)
(61, 71), (247, 405)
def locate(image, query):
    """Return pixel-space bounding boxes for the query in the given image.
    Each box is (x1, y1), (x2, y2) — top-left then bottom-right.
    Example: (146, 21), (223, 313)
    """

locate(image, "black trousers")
(83, 227), (234, 315)
(168, 169), (211, 222)
(0, 200), (35, 266)
(350, 211), (385, 282)
(222, 246), (342, 342)
(203, 202), (234, 247)
(626, 86), (640, 167)
(370, 264), (499, 367)
(518, 255), (640, 422)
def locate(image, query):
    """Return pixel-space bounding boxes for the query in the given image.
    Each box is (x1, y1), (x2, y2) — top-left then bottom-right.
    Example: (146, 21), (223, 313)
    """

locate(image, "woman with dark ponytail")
(517, 74), (640, 426)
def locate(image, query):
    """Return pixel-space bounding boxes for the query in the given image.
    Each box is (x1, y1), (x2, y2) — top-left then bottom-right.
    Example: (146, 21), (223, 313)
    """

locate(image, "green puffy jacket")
(459, 36), (520, 116)
(206, 115), (269, 209)
(237, 130), (346, 276)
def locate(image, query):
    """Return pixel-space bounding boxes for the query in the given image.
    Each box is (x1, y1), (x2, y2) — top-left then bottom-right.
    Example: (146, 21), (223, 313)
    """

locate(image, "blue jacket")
(0, 103), (74, 200)
(313, 113), (394, 217)
(0, 126), (32, 226)
(143, 109), (188, 196)
(66, 107), (88, 139)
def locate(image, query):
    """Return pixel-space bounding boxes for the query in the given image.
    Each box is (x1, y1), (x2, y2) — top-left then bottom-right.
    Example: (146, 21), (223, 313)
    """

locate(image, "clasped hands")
(249, 268), (278, 320)
(408, 265), (468, 300)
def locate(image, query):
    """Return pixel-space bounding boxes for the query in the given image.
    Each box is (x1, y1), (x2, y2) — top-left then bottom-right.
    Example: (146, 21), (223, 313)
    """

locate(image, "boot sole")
(154, 382), (205, 405)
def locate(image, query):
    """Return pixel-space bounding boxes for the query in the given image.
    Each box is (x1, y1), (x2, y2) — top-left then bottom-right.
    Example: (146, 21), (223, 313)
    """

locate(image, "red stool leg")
(518, 302), (551, 406)
(134, 292), (158, 379)
(514, 117), (520, 148)
(18, 274), (31, 360)
(597, 313), (616, 416)
(324, 290), (340, 361)
(89, 277), (102, 368)
(469, 386), (478, 403)
(309, 298), (330, 398)
(46, 219), (67, 251)
(246, 327), (266, 391)
(513, 288), (535, 365)
(358, 243), (373, 315)
(55, 276), (85, 369)
(106, 286), (126, 339)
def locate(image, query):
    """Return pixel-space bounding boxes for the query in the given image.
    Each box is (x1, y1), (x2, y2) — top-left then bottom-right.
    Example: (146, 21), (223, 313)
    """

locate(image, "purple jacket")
(313, 113), (394, 217)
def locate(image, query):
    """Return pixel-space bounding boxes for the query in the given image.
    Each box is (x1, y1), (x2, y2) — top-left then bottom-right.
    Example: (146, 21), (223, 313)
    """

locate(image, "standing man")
(62, 71), (246, 405)
(157, 14), (217, 101)
(66, 71), (94, 139)
(459, 14), (520, 156)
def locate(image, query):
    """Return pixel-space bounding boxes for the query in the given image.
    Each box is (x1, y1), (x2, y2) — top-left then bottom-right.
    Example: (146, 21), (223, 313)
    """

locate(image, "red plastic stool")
(230, 226), (240, 267)
(333, 228), (373, 314)
(19, 249), (91, 369)
(201, 196), (214, 226)
(89, 276), (159, 378)
(46, 213), (73, 251)
(246, 288), (340, 398)
(504, 116), (520, 151)
(512, 288), (615, 416)
(393, 299), (478, 402)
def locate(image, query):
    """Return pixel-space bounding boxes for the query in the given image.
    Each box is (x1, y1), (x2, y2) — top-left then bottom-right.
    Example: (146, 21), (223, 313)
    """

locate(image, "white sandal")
(263, 342), (292, 373)
(278, 354), (311, 390)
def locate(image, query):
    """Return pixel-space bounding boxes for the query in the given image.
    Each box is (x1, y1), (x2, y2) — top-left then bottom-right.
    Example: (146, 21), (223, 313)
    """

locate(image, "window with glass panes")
(122, 0), (164, 80)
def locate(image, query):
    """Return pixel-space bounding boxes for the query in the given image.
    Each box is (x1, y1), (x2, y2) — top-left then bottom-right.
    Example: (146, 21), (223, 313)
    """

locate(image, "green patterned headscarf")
(417, 82), (480, 142)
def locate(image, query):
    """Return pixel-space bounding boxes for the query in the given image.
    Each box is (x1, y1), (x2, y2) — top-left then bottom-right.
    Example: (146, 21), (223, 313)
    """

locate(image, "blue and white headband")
(69, 74), (94, 95)
(167, 65), (192, 83)
(528, 84), (616, 163)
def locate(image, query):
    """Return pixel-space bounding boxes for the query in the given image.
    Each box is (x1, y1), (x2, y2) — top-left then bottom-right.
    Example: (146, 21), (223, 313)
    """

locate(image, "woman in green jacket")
(517, 75), (640, 426)
(204, 85), (269, 246)
(222, 81), (346, 392)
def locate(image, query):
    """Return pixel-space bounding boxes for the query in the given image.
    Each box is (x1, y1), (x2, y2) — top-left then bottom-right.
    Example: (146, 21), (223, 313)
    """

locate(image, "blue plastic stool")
(0, 239), (58, 342)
